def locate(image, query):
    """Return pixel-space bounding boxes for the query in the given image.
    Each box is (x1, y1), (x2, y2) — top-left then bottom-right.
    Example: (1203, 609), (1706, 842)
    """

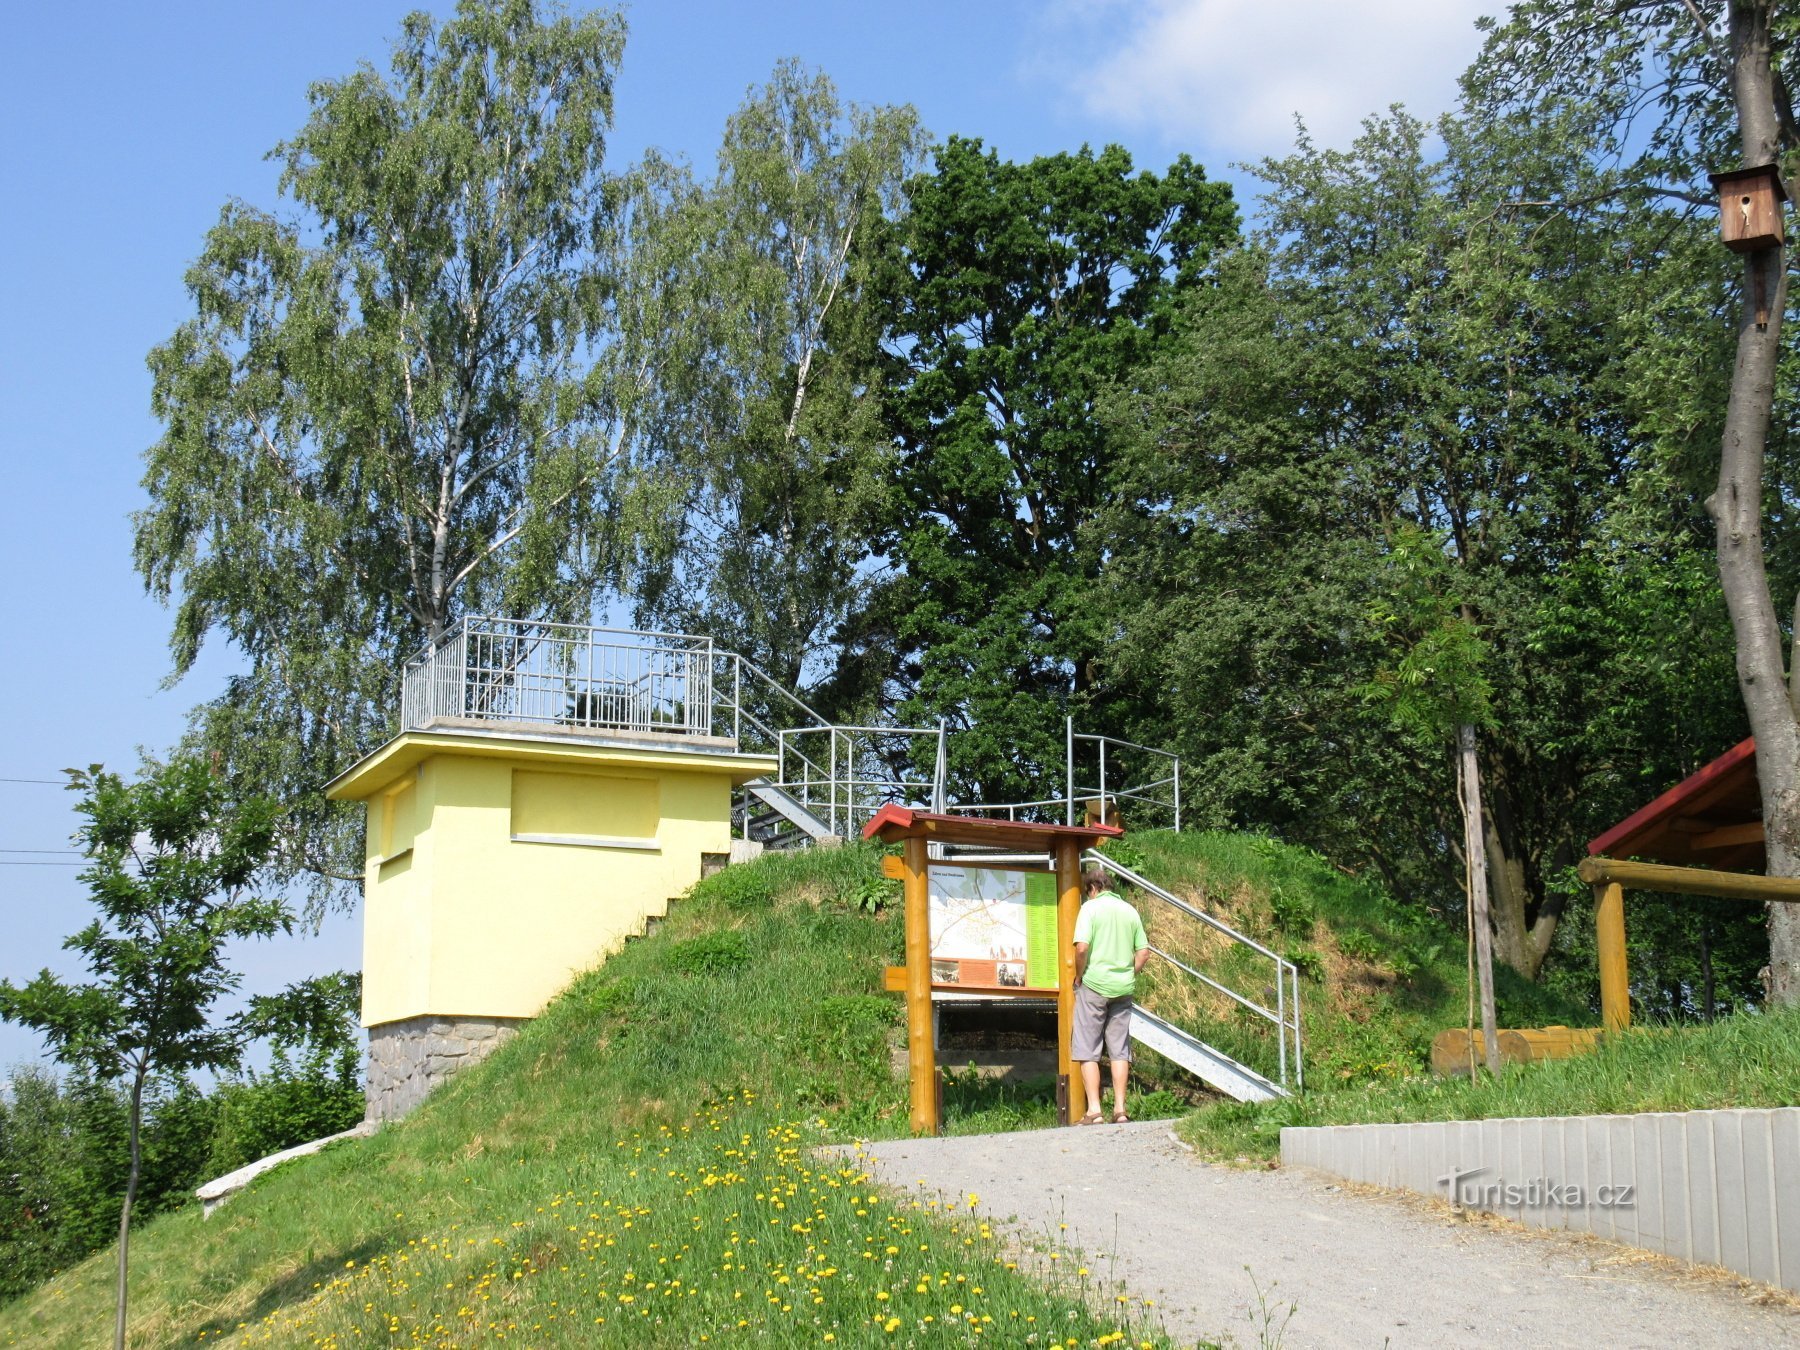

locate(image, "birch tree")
(136, 1), (688, 898)
(636, 61), (924, 697)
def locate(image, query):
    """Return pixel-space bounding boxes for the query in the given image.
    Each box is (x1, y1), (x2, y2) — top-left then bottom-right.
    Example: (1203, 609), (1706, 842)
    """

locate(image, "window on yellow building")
(510, 769), (660, 850)
(380, 777), (418, 861)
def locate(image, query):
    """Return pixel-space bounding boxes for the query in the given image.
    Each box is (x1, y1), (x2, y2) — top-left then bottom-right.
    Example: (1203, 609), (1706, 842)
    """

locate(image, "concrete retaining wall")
(366, 1014), (524, 1121)
(1280, 1108), (1800, 1292)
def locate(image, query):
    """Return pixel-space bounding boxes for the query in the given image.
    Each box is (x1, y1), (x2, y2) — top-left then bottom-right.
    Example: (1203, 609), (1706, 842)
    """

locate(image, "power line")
(0, 860), (82, 867)
(0, 777), (64, 785)
(0, 848), (78, 855)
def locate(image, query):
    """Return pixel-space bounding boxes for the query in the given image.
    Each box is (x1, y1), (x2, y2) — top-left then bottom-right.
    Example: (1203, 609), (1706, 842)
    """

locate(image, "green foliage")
(0, 757), (285, 1085)
(205, 972), (365, 1178)
(0, 754), (285, 1338)
(841, 876), (895, 914)
(136, 0), (682, 905)
(633, 61), (925, 703)
(1359, 525), (1493, 739)
(668, 931), (752, 975)
(1267, 887), (1315, 937)
(0, 1072), (225, 1307)
(871, 136), (1239, 801)
(1097, 102), (1746, 984)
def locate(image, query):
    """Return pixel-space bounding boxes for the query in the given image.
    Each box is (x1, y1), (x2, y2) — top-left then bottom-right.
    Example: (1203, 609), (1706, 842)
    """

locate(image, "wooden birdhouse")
(1709, 163), (1788, 253)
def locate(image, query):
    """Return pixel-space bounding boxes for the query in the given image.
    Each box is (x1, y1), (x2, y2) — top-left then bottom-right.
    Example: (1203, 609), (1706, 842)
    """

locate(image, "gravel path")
(845, 1120), (1800, 1349)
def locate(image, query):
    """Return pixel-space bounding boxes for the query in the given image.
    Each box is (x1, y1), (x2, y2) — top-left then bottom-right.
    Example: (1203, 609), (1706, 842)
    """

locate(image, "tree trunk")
(1459, 724), (1502, 1074)
(115, 1066), (145, 1350)
(1711, 1), (1800, 1007)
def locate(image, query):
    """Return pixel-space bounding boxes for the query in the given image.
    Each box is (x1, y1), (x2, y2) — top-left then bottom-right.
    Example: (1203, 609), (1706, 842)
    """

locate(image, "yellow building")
(327, 721), (775, 1118)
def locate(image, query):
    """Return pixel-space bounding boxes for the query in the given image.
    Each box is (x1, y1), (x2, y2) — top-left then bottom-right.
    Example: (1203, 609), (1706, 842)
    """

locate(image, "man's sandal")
(1112, 1112), (1130, 1124)
(1078, 1111), (1105, 1126)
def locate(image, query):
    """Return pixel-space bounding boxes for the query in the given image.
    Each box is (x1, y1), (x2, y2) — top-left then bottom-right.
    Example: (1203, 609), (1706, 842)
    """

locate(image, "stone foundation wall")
(366, 1015), (525, 1121)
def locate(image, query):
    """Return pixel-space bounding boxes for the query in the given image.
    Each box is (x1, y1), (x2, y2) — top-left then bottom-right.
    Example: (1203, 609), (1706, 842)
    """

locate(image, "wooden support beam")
(1054, 837), (1082, 1125)
(1594, 880), (1630, 1032)
(1692, 821), (1766, 851)
(902, 836), (936, 1136)
(1577, 854), (1800, 902)
(881, 854), (905, 880)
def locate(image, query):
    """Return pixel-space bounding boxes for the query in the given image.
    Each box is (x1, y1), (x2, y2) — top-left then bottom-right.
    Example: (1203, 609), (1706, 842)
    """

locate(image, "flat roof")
(325, 728), (778, 801)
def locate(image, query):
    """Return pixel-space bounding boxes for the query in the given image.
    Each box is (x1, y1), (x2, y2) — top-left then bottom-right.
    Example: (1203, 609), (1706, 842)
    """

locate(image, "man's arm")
(1133, 944), (1151, 975)
(1074, 941), (1090, 982)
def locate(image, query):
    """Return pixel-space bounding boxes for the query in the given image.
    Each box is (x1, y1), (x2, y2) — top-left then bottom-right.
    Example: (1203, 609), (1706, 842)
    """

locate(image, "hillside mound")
(0, 843), (1174, 1348)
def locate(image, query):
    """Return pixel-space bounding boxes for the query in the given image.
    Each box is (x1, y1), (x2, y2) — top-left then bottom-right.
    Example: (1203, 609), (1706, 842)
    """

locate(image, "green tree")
(873, 138), (1238, 800)
(0, 1069), (228, 1308)
(1474, 0), (1800, 1004)
(0, 757), (284, 1348)
(1099, 106), (1745, 982)
(137, 0), (680, 901)
(635, 61), (924, 698)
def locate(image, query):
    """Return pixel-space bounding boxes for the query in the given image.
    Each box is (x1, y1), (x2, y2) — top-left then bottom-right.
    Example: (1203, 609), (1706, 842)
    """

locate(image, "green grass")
(1176, 1005), (1800, 1161)
(1108, 832), (1799, 1165)
(1113, 831), (1583, 1096)
(0, 844), (1178, 1348)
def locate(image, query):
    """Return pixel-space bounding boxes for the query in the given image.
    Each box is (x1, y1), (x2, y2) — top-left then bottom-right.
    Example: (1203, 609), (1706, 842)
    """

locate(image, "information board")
(928, 864), (1059, 990)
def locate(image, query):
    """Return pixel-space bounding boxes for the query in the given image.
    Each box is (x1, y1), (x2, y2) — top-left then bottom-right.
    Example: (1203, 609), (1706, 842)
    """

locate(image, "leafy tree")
(0, 757), (283, 1348)
(1099, 106), (1746, 983)
(136, 0), (680, 903)
(635, 62), (924, 700)
(207, 972), (363, 1177)
(1474, 1), (1800, 1002)
(872, 138), (1237, 800)
(0, 1070), (227, 1307)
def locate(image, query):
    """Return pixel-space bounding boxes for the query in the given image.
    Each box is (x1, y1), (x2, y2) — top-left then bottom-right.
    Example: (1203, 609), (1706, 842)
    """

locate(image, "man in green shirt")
(1071, 864), (1150, 1123)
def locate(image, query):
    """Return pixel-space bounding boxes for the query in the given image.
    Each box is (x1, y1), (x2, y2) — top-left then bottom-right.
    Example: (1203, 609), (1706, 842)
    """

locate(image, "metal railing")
(1067, 721), (1181, 830)
(398, 619), (1184, 846)
(1084, 849), (1303, 1091)
(402, 616), (714, 737)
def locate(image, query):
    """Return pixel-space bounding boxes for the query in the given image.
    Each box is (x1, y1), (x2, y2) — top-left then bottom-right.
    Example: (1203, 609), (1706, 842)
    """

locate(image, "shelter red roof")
(1585, 737), (1764, 870)
(860, 804), (1122, 852)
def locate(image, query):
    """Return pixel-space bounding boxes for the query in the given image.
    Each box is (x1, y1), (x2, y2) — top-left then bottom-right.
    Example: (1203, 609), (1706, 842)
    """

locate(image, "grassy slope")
(7, 828), (1780, 1342)
(1177, 1004), (1800, 1161)
(1117, 830), (1581, 1095)
(0, 845), (1177, 1349)
(1117, 832), (1800, 1162)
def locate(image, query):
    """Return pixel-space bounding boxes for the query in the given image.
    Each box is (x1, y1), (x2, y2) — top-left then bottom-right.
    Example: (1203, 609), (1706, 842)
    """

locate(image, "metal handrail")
(1084, 849), (1302, 1091)
(397, 617), (1188, 849)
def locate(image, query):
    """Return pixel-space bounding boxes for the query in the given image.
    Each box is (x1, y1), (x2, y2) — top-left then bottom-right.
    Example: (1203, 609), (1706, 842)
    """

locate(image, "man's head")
(1082, 864), (1109, 896)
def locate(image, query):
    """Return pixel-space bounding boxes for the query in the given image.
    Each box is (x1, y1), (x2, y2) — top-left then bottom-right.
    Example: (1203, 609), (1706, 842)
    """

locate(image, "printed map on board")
(929, 865), (1058, 990)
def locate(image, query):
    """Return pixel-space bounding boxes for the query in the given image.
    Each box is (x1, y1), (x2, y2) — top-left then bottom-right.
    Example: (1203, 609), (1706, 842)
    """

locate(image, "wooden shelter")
(1582, 736), (1800, 1029)
(861, 806), (1122, 1135)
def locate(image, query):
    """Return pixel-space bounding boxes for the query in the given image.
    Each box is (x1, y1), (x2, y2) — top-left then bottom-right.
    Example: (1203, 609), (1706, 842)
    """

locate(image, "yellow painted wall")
(337, 735), (768, 1027)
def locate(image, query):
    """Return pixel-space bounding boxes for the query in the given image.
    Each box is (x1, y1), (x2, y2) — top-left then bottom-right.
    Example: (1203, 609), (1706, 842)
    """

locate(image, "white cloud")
(1039, 0), (1497, 161)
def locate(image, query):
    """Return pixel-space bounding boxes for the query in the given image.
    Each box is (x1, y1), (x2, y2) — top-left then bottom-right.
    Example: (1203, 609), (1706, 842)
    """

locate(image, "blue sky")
(0, 0), (1496, 1071)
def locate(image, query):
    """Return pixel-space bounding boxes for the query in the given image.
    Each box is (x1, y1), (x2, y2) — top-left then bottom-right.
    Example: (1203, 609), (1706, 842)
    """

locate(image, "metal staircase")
(1084, 850), (1302, 1101)
(1129, 1007), (1286, 1102)
(742, 778), (836, 847)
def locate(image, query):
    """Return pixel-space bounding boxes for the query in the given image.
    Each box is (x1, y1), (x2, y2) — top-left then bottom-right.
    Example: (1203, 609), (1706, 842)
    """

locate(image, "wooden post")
(1054, 837), (1084, 1125)
(1458, 724), (1501, 1075)
(1595, 879), (1630, 1032)
(903, 836), (937, 1135)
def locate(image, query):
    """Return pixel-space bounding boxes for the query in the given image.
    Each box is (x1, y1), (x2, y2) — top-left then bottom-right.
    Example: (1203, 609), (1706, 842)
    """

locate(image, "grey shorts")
(1071, 983), (1133, 1063)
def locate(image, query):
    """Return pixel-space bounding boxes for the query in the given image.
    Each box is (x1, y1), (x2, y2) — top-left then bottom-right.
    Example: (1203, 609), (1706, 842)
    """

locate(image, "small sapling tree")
(0, 755), (283, 1350)
(1361, 526), (1500, 1074)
